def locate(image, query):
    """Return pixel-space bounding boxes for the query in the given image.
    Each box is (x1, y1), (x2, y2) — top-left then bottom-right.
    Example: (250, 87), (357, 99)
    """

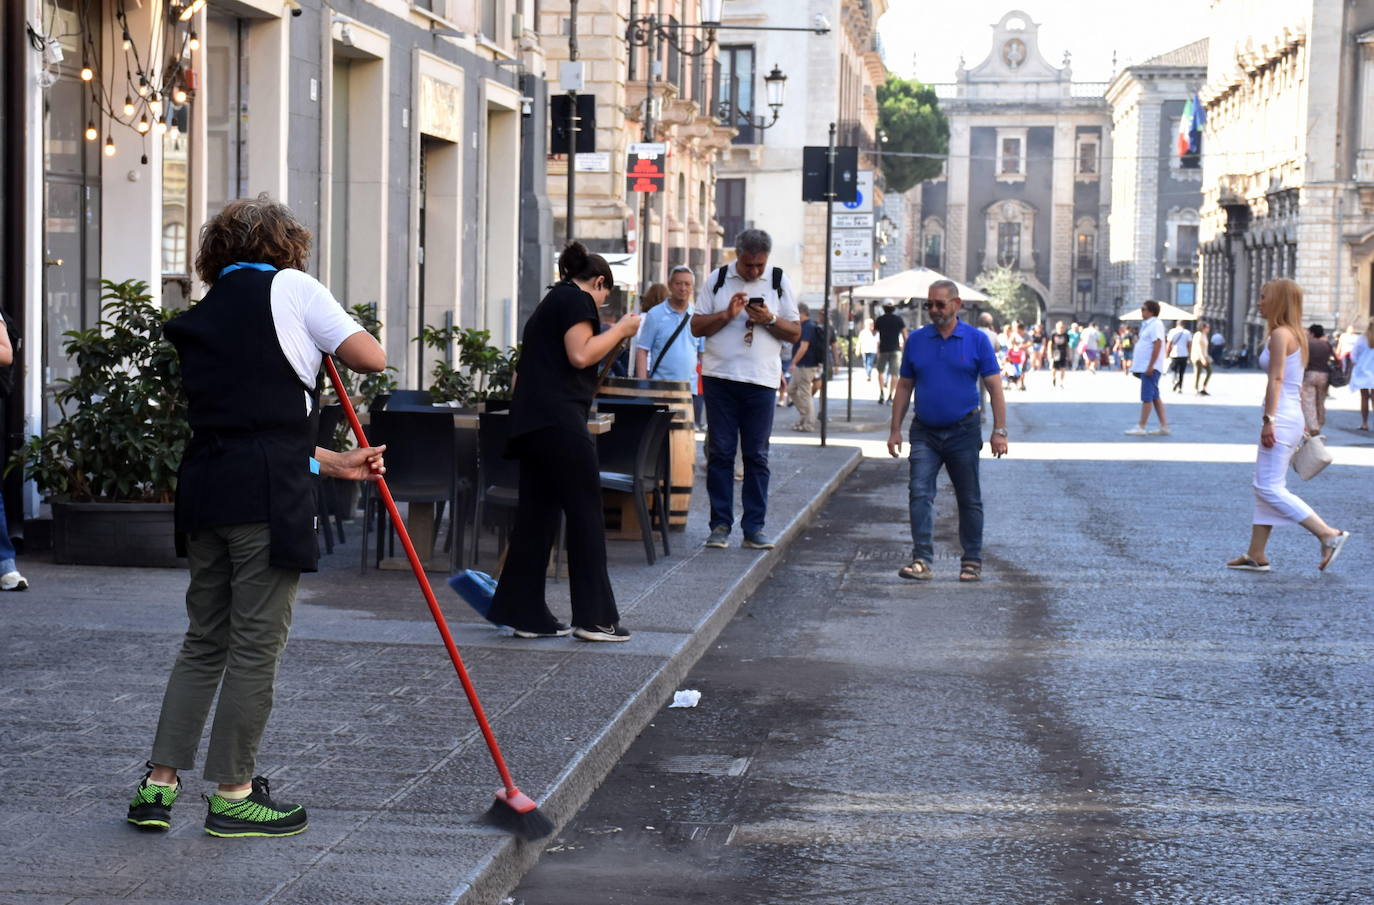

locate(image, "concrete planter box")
(52, 500), (185, 568)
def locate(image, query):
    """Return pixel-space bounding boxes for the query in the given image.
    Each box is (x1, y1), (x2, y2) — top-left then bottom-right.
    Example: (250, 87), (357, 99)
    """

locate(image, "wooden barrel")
(597, 377), (695, 530)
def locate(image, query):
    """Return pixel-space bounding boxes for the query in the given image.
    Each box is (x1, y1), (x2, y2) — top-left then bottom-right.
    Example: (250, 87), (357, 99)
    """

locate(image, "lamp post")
(625, 0), (723, 295)
(716, 63), (788, 133)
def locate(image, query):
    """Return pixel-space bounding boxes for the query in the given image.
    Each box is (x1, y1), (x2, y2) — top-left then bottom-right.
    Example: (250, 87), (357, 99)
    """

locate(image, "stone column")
(1049, 121), (1075, 312)
(945, 120), (970, 281)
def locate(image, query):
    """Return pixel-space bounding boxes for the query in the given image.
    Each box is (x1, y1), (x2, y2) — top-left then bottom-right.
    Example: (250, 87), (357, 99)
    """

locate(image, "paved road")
(511, 369), (1374, 904)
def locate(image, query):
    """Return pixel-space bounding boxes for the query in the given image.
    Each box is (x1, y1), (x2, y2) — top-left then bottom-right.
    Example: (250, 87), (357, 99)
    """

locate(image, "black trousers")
(488, 426), (619, 632)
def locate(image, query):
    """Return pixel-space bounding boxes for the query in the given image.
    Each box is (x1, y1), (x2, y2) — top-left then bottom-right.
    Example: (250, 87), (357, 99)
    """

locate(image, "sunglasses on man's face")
(922, 300), (950, 311)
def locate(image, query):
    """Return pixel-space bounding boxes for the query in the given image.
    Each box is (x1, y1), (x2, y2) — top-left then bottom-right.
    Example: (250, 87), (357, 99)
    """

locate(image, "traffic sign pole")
(821, 121), (835, 448)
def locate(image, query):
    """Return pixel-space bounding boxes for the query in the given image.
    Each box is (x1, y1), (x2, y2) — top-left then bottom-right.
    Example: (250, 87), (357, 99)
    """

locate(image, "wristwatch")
(766, 312), (778, 326)
(991, 428), (1008, 437)
(1261, 414), (1274, 425)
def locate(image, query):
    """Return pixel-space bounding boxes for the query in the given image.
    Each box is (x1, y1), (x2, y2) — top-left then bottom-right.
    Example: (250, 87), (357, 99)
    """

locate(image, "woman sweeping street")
(127, 195), (388, 837)
(1227, 279), (1349, 573)
(484, 242), (640, 642)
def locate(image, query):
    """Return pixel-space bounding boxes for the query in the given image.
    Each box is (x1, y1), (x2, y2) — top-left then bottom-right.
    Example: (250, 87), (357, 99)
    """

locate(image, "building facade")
(918, 10), (1111, 322)
(539, 0), (734, 299)
(15, 0), (551, 498)
(1104, 39), (1208, 314)
(1197, 0), (1374, 353)
(714, 0), (889, 309)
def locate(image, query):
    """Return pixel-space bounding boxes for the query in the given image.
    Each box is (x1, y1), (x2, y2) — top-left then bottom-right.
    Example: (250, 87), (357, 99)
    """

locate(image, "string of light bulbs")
(68, 0), (202, 163)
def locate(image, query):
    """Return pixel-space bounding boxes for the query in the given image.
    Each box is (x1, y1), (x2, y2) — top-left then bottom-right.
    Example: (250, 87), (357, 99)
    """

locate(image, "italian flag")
(1177, 93), (1205, 158)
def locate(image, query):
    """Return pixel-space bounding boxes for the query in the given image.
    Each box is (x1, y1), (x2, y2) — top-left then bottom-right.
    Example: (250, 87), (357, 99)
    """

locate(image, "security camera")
(813, 13), (831, 32)
(284, 0), (303, 16)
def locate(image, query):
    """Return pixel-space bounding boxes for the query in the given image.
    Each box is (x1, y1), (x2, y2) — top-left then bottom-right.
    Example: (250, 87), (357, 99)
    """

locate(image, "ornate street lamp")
(719, 63), (787, 132)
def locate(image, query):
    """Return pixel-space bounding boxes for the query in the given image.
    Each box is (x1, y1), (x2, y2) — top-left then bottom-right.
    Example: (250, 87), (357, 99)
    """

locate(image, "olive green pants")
(150, 523), (300, 784)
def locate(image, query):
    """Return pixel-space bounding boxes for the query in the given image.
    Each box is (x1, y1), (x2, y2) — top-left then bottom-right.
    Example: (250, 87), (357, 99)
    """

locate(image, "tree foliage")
(974, 266), (1041, 325)
(877, 76), (949, 193)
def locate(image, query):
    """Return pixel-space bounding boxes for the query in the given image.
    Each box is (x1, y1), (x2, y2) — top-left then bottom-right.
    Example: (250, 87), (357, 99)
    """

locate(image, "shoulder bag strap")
(649, 311), (692, 379)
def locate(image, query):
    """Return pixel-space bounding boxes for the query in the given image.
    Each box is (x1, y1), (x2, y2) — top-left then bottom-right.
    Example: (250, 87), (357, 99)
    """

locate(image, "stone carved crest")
(1002, 38), (1026, 70)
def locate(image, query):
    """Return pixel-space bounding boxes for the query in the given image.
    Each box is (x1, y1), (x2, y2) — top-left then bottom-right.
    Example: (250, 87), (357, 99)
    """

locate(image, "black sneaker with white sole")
(511, 622), (573, 639)
(203, 776), (308, 838)
(572, 623), (632, 642)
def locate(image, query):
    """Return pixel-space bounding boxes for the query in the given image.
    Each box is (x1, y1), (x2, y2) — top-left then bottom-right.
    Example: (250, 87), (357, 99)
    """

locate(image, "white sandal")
(1319, 531), (1351, 572)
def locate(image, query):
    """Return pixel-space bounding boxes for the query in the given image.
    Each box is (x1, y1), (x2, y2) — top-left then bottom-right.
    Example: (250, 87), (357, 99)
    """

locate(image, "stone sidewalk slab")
(0, 440), (860, 905)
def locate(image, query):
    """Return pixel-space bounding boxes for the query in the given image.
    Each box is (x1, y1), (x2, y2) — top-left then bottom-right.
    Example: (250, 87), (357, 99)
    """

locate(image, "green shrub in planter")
(10, 279), (189, 503)
(417, 324), (519, 407)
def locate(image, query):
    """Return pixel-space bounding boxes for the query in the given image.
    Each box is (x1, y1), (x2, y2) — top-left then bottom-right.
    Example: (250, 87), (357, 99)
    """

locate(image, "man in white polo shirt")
(691, 229), (801, 550)
(1125, 300), (1171, 436)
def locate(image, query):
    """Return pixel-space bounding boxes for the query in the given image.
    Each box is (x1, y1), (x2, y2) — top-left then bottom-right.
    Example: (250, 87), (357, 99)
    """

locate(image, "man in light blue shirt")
(635, 265), (704, 422)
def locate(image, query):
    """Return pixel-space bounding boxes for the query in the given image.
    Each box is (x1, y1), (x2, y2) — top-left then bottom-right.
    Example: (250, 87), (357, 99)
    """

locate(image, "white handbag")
(1292, 433), (1334, 481)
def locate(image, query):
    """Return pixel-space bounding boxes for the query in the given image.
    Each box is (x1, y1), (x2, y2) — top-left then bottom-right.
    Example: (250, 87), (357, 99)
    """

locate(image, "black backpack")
(712, 265), (784, 298)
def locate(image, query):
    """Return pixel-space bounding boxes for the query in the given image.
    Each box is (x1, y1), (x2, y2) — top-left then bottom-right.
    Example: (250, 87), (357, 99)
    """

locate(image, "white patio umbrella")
(849, 266), (990, 302)
(1119, 301), (1196, 321)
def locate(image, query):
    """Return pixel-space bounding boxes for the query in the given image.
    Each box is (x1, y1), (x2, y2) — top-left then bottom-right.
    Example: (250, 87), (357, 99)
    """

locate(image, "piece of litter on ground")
(669, 689), (702, 708)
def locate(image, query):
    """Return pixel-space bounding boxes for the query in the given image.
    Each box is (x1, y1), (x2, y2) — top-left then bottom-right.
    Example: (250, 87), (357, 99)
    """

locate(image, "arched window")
(983, 200), (1035, 271)
(1075, 217), (1097, 271)
(922, 217), (945, 270)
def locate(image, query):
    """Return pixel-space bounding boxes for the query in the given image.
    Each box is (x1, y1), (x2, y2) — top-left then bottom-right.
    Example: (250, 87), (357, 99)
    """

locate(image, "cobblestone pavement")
(0, 427), (859, 905)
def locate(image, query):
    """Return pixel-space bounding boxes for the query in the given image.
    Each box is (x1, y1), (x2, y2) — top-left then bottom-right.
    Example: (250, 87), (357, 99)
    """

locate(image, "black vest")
(165, 269), (321, 571)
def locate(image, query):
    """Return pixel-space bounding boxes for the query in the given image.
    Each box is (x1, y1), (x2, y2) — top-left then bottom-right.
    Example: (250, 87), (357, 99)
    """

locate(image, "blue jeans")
(704, 376), (775, 535)
(0, 501), (16, 573)
(908, 410), (984, 564)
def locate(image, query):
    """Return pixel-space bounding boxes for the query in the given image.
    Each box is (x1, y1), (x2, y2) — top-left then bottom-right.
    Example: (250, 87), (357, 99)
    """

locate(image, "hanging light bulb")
(154, 116), (168, 135)
(122, 31), (132, 51)
(136, 75), (150, 96)
(136, 115), (150, 134)
(122, 95), (135, 117)
(179, 0), (206, 21)
(172, 85), (188, 105)
(149, 93), (163, 118)
(104, 135), (116, 156)
(187, 30), (200, 52)
(84, 120), (98, 141)
(80, 59), (94, 81)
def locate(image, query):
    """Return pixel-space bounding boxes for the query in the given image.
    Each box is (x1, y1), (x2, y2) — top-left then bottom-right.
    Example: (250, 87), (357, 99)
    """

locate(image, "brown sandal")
(898, 559), (933, 581)
(959, 561), (982, 582)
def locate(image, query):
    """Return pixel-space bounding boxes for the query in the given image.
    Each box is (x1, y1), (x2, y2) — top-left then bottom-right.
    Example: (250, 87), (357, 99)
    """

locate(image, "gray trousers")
(151, 523), (300, 784)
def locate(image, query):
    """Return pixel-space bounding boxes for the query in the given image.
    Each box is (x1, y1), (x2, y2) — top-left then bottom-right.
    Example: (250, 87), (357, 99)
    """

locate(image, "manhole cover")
(650, 754), (751, 776)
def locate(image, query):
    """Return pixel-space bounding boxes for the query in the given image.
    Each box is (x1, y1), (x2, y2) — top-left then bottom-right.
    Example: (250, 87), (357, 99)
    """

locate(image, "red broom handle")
(324, 357), (520, 796)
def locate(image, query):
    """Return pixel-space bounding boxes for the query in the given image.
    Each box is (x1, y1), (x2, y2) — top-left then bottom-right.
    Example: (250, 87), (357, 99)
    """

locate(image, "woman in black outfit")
(487, 243), (641, 642)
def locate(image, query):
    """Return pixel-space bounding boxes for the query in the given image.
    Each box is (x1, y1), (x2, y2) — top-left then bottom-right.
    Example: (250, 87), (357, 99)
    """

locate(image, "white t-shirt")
(859, 328), (878, 355)
(1167, 325), (1192, 358)
(696, 262), (799, 388)
(1133, 317), (1166, 374)
(269, 269), (366, 412)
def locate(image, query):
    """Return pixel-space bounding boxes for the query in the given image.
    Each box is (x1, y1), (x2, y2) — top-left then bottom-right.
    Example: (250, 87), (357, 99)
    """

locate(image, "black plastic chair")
(445, 426), (479, 571)
(471, 412), (522, 569)
(358, 409), (457, 572)
(596, 401), (673, 564)
(314, 403), (346, 554)
(375, 389), (439, 412)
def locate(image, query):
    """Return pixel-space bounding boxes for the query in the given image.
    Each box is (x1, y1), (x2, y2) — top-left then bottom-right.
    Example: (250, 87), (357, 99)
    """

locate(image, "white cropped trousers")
(1251, 410), (1314, 526)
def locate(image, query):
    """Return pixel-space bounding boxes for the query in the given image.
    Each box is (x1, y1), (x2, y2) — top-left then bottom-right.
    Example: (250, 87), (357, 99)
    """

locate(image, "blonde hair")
(1261, 278), (1307, 368)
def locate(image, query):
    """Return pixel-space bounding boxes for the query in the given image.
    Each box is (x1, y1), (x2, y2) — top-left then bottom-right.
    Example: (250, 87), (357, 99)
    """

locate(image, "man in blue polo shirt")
(886, 280), (1008, 583)
(635, 265), (705, 424)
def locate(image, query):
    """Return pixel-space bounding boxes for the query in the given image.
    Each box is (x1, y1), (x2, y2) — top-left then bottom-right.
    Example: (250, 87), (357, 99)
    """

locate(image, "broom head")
(447, 570), (498, 620)
(483, 787), (555, 841)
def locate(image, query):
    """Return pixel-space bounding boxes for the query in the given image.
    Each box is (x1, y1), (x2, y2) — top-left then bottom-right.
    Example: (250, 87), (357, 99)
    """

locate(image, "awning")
(1119, 301), (1196, 321)
(849, 266), (990, 302)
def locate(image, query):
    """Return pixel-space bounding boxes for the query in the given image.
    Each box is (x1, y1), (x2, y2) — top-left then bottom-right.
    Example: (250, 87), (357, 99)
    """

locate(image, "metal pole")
(566, 0), (578, 243)
(640, 16), (655, 296)
(846, 287), (853, 422)
(820, 121), (835, 448)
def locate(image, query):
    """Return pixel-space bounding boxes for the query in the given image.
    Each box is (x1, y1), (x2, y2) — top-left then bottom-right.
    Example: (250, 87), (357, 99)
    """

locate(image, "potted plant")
(9, 279), (190, 566)
(418, 324), (519, 408)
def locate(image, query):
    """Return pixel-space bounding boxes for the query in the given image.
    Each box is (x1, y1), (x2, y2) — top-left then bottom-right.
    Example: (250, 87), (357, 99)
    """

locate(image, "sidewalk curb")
(447, 446), (864, 905)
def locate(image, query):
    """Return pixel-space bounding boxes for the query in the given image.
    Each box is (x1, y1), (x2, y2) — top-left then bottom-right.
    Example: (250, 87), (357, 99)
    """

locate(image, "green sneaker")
(203, 776), (308, 838)
(127, 764), (180, 831)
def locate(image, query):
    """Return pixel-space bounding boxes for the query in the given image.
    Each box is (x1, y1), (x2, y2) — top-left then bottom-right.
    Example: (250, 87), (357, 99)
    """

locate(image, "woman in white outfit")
(1349, 322), (1374, 431)
(1228, 279), (1350, 572)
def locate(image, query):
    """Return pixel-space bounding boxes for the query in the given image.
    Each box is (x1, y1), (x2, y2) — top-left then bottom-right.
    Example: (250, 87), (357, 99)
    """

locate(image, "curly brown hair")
(194, 193), (312, 285)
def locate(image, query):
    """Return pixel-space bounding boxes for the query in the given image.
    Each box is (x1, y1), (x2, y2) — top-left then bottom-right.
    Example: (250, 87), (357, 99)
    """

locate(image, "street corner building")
(5, 0), (558, 522)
